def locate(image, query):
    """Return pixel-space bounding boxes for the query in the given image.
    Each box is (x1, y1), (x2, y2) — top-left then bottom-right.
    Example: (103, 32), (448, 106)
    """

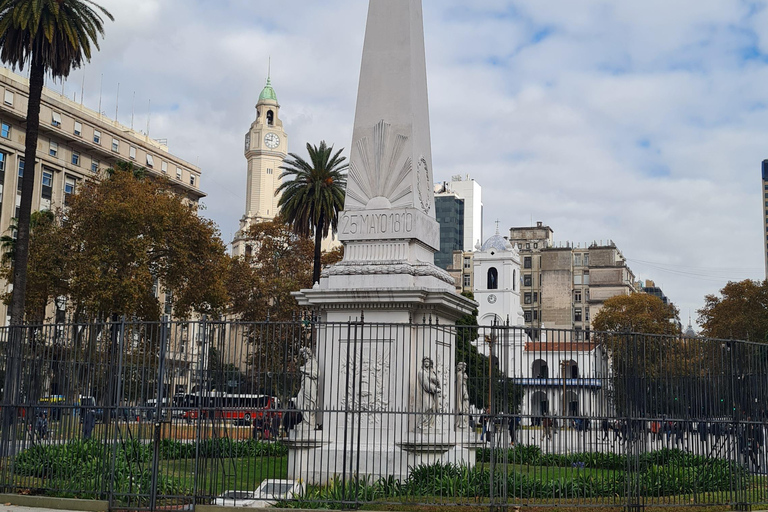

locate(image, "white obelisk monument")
(290, 0), (477, 485)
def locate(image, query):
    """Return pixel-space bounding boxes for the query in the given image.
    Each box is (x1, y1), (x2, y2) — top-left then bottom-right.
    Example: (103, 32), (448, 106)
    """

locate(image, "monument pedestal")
(291, 284), (476, 485)
(287, 0), (479, 487)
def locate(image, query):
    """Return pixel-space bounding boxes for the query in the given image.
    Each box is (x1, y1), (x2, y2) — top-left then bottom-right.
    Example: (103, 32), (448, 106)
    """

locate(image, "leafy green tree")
(698, 279), (768, 342)
(277, 141), (347, 285)
(0, 0), (112, 326)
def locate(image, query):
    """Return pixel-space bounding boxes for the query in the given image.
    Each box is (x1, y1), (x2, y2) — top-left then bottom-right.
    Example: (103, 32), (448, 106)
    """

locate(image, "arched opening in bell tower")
(487, 267), (498, 290)
(267, 110), (274, 126)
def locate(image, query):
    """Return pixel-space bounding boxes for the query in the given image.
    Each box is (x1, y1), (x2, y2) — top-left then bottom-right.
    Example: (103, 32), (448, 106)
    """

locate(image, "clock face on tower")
(264, 132), (280, 149)
(488, 294), (497, 304)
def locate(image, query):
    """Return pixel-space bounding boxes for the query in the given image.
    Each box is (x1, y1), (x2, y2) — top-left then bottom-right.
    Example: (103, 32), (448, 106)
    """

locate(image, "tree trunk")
(313, 215), (324, 285)
(10, 59), (45, 325)
(1, 59), (45, 459)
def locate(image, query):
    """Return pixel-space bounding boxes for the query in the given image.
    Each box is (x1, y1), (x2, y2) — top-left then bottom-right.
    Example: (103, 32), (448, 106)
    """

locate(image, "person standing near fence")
(82, 408), (95, 440)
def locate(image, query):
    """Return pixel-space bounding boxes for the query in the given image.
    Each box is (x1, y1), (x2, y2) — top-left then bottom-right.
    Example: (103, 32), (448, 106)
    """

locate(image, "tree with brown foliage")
(227, 218), (314, 322)
(62, 163), (229, 320)
(698, 279), (768, 342)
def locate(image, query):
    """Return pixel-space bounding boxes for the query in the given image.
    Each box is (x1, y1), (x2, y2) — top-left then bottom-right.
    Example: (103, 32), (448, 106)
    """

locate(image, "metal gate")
(0, 318), (766, 511)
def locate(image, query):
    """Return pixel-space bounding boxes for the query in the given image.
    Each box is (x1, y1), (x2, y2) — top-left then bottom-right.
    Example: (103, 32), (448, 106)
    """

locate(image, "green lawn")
(160, 456), (288, 496)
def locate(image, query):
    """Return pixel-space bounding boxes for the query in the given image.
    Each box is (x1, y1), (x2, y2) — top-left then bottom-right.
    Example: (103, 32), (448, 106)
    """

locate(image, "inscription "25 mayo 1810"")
(341, 212), (414, 236)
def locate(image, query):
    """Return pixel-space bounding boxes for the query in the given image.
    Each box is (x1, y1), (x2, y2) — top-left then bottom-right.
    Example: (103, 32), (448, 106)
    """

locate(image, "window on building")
(526, 243), (531, 249)
(532, 360), (548, 379)
(190, 175), (195, 186)
(524, 256), (532, 269)
(71, 151), (80, 166)
(17, 159), (24, 191)
(585, 308), (590, 322)
(64, 176), (76, 205)
(524, 311), (532, 322)
(161, 161), (168, 174)
(584, 254), (589, 266)
(0, 122), (10, 139)
(523, 274), (532, 287)
(15, 191), (20, 218)
(574, 290), (582, 302)
(586, 288), (590, 301)
(574, 308), (582, 322)
(41, 169), (52, 210)
(74, 121), (82, 136)
(533, 292), (538, 303)
(51, 111), (62, 127)
(49, 140), (58, 157)
(487, 267), (499, 290)
(176, 167), (182, 180)
(533, 310), (538, 320)
(111, 139), (119, 152)
(129, 146), (136, 160)
(42, 170), (53, 188)
(91, 160), (99, 173)
(267, 110), (274, 125)
(583, 272), (590, 285)
(93, 130), (101, 144)
(534, 242), (539, 249)
(3, 90), (13, 106)
(524, 293), (532, 304)
(463, 274), (471, 287)
(463, 257), (471, 269)
(574, 254), (582, 266)
(574, 274), (583, 285)
(0, 152), (6, 208)
(143, 154), (153, 168)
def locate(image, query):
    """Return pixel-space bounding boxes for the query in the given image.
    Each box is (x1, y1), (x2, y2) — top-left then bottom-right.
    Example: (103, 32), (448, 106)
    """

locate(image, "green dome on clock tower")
(259, 76), (278, 103)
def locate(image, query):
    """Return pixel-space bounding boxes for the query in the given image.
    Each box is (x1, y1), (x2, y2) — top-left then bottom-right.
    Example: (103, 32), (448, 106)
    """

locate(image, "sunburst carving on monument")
(346, 120), (413, 210)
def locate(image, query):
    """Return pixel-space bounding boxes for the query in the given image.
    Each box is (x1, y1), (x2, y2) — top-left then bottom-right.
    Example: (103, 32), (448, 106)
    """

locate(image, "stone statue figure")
(295, 347), (318, 431)
(417, 357), (442, 431)
(455, 362), (469, 430)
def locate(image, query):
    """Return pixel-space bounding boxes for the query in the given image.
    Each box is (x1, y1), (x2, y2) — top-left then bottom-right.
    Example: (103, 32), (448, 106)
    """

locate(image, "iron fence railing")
(0, 318), (765, 511)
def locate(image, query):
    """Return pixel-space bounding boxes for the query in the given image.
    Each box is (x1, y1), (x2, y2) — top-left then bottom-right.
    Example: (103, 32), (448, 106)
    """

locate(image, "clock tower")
(232, 75), (289, 257)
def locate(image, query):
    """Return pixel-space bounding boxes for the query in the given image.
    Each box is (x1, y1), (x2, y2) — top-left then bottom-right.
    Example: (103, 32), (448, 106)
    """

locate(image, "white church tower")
(473, 226), (525, 327)
(232, 75), (289, 257)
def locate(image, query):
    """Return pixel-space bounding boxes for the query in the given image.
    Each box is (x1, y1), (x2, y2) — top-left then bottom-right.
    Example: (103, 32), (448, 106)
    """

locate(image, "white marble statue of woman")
(455, 362), (469, 430)
(295, 347), (318, 431)
(417, 357), (441, 431)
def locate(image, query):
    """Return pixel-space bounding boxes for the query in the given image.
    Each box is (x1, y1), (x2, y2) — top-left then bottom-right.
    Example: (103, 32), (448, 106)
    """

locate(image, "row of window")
(1, 110), (199, 187)
(0, 152), (77, 216)
(574, 307), (590, 323)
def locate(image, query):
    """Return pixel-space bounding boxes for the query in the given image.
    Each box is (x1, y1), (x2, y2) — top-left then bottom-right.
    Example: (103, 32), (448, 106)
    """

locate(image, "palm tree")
(277, 141), (347, 285)
(0, 0), (113, 326)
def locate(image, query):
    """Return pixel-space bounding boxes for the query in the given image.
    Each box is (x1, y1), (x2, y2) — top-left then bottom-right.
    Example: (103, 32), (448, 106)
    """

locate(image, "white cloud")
(56, 0), (768, 325)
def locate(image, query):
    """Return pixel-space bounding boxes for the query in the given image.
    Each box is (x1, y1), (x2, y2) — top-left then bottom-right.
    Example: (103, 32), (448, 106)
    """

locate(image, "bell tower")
(232, 74), (289, 257)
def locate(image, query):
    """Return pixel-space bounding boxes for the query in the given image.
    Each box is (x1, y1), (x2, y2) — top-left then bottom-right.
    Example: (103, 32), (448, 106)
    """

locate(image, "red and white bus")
(181, 393), (278, 422)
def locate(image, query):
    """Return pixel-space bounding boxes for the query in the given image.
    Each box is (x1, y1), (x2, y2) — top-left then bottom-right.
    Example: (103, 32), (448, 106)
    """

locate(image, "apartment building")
(540, 242), (638, 337)
(508, 222), (555, 330)
(0, 66), (204, 322)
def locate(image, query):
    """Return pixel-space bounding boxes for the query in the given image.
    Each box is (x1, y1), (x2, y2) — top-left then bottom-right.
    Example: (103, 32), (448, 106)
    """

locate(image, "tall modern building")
(763, 160), (768, 279)
(434, 183), (464, 269)
(0, 66), (203, 322)
(232, 76), (288, 258)
(449, 175), (482, 250)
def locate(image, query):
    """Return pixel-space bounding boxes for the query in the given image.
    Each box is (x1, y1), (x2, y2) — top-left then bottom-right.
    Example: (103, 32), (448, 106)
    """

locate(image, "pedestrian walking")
(601, 418), (610, 441)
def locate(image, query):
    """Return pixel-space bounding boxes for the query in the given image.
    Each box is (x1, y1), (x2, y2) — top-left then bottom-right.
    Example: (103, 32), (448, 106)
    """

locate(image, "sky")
(49, 0), (768, 326)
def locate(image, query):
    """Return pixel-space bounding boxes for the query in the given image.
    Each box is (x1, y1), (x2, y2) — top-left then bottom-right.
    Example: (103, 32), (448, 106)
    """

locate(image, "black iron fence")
(0, 317), (765, 511)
